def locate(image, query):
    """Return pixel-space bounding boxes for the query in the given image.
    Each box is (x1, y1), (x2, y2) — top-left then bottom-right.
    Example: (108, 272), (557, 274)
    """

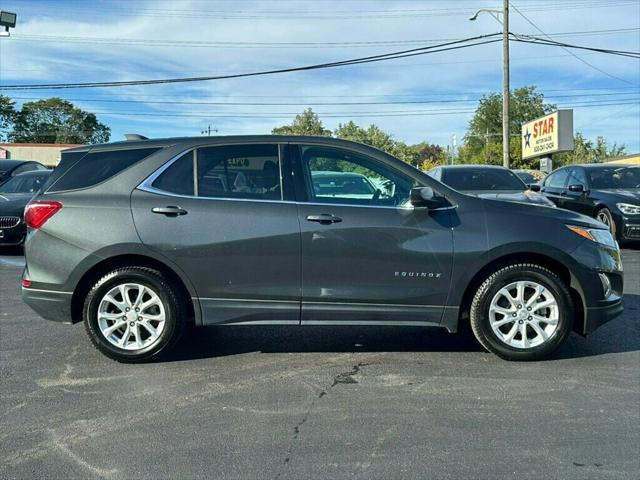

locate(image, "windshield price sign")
(521, 110), (574, 160)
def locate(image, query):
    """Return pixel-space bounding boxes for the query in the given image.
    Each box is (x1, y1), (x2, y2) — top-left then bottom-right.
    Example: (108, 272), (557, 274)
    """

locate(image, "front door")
(541, 167), (570, 208)
(292, 144), (454, 325)
(131, 144), (301, 325)
(562, 167), (594, 216)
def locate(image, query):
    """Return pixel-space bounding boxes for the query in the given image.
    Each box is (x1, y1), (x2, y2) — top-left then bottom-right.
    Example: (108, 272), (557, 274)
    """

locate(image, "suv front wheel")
(469, 264), (573, 361)
(83, 267), (186, 362)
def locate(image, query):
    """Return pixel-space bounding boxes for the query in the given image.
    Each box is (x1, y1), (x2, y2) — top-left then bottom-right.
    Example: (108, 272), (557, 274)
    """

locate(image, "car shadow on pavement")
(168, 294), (639, 362)
(169, 324), (485, 362)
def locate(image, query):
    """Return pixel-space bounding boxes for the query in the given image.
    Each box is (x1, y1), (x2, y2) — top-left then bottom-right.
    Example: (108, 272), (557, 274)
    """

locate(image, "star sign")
(523, 128), (532, 148)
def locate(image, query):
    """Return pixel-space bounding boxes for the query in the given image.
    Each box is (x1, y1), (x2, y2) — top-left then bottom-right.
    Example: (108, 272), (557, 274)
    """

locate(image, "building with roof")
(0, 143), (84, 167)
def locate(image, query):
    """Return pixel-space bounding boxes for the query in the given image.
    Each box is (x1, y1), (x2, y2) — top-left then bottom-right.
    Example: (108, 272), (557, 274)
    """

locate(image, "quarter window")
(545, 169), (569, 188)
(151, 151), (194, 196)
(300, 146), (415, 206)
(197, 144), (281, 200)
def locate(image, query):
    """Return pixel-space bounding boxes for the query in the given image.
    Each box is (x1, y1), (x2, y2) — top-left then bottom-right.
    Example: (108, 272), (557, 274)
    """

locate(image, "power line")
(510, 2), (639, 85)
(0, 34), (504, 91)
(8, 91), (640, 107)
(10, 27), (639, 49)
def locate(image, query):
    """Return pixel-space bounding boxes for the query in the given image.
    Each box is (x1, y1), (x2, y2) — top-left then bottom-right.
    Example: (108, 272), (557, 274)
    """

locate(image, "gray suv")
(22, 136), (624, 362)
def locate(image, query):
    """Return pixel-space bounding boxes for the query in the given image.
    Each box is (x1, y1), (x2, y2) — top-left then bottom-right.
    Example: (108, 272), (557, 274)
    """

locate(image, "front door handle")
(152, 206), (188, 217)
(306, 214), (342, 225)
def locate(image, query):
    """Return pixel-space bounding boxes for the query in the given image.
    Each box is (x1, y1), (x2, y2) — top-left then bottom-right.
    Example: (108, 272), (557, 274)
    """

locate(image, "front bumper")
(584, 297), (624, 335)
(22, 286), (73, 323)
(0, 224), (26, 246)
(621, 220), (640, 240)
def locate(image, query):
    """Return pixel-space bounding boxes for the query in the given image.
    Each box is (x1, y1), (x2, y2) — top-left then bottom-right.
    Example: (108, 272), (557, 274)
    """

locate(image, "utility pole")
(502, 0), (510, 169)
(201, 125), (218, 136)
(469, 3), (510, 168)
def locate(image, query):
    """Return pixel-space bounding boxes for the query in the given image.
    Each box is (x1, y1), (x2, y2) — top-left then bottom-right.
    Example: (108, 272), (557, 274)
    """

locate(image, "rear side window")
(151, 151), (194, 196)
(197, 144), (281, 200)
(48, 147), (161, 192)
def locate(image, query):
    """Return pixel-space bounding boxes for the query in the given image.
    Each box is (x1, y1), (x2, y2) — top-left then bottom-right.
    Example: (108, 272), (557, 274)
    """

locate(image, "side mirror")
(528, 184), (541, 192)
(410, 187), (443, 209)
(568, 184), (585, 193)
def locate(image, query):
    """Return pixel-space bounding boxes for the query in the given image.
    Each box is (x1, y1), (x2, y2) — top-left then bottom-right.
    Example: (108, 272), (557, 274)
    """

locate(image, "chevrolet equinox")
(21, 136), (624, 362)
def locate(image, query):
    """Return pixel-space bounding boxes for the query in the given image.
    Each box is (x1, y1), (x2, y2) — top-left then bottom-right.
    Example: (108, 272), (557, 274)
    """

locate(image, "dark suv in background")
(541, 164), (640, 241)
(22, 136), (623, 362)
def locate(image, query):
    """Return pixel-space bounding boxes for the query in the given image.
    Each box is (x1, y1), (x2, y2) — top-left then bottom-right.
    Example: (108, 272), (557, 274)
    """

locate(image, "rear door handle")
(152, 206), (188, 217)
(306, 214), (342, 224)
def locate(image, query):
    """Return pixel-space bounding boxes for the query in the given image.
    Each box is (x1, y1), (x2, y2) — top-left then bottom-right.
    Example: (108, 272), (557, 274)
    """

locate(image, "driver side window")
(300, 146), (415, 206)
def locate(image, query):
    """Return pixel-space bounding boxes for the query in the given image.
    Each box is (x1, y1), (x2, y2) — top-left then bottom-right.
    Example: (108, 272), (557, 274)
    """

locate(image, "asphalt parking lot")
(1, 247), (639, 480)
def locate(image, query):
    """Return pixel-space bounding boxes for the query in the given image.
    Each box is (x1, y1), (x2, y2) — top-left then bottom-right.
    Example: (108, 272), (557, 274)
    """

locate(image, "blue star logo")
(523, 128), (532, 148)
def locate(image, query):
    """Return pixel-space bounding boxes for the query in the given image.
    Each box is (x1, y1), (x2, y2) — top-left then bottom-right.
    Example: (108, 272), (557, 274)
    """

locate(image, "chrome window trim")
(137, 147), (457, 211)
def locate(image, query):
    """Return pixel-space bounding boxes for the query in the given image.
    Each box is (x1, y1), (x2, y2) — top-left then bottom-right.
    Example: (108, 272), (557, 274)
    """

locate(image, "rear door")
(292, 143), (454, 325)
(541, 167), (570, 207)
(131, 143), (301, 325)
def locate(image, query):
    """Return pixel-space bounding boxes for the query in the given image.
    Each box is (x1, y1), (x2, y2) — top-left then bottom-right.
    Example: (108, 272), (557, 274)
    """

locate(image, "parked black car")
(0, 170), (52, 246)
(21, 136), (622, 362)
(540, 164), (640, 242)
(427, 165), (555, 207)
(0, 160), (47, 186)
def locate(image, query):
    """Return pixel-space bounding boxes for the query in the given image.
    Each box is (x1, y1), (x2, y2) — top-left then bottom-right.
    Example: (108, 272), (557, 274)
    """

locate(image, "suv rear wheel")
(83, 267), (186, 362)
(469, 264), (573, 361)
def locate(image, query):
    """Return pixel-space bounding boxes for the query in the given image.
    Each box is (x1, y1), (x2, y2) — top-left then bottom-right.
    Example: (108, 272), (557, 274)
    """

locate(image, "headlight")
(616, 203), (640, 215)
(566, 225), (618, 248)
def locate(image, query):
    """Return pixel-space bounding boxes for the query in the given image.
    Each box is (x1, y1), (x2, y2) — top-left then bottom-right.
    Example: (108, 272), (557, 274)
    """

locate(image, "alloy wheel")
(488, 280), (559, 349)
(97, 283), (166, 351)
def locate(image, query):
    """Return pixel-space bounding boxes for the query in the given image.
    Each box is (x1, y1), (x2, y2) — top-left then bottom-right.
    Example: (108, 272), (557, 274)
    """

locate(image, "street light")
(469, 2), (511, 169)
(0, 11), (17, 37)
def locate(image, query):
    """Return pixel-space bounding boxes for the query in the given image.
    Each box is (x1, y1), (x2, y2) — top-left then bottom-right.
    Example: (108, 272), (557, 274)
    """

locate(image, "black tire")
(469, 264), (573, 361)
(83, 267), (187, 363)
(594, 207), (616, 238)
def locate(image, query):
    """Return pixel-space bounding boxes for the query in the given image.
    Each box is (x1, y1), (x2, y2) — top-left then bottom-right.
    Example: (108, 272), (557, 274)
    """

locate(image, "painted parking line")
(0, 256), (25, 268)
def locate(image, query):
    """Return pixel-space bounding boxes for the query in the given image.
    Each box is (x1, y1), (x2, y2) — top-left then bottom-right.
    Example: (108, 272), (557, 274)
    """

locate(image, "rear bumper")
(22, 287), (73, 323)
(583, 297), (624, 335)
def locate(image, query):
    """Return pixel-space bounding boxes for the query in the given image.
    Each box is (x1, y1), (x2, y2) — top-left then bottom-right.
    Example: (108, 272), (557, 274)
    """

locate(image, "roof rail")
(124, 133), (149, 141)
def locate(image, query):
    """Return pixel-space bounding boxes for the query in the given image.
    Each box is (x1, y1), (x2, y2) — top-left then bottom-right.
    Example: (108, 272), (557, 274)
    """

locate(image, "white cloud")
(0, 0), (638, 150)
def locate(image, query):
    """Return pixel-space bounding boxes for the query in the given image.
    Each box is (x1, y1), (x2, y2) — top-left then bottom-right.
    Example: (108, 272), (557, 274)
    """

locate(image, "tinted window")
(441, 168), (525, 191)
(197, 144), (281, 200)
(545, 169), (569, 188)
(0, 172), (51, 194)
(588, 167), (640, 189)
(515, 171), (536, 184)
(151, 151), (194, 196)
(41, 151), (89, 192)
(48, 147), (161, 192)
(12, 163), (38, 175)
(301, 146), (415, 206)
(567, 168), (588, 187)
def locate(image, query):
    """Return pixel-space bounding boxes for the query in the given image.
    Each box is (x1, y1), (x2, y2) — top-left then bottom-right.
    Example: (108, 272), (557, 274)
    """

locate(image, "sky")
(0, 0), (639, 153)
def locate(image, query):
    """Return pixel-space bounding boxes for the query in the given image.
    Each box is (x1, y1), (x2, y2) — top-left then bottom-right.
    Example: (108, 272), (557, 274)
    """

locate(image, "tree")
(555, 132), (626, 165)
(9, 97), (110, 144)
(459, 86), (556, 167)
(0, 95), (16, 142)
(271, 108), (331, 136)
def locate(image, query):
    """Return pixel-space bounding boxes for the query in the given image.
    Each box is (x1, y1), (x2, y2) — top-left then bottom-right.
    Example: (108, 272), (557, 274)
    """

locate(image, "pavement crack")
(331, 362), (368, 387)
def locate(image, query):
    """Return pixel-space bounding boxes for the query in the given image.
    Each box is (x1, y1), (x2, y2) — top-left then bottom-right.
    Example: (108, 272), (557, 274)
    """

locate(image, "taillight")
(24, 201), (63, 229)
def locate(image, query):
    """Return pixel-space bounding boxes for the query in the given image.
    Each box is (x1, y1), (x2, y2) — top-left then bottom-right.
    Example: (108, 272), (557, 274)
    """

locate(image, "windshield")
(515, 171), (536, 184)
(442, 168), (526, 191)
(0, 173), (51, 194)
(589, 167), (640, 189)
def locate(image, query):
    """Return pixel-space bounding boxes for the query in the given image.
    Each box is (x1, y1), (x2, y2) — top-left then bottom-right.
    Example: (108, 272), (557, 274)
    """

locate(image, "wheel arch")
(458, 251), (585, 334)
(70, 254), (199, 326)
